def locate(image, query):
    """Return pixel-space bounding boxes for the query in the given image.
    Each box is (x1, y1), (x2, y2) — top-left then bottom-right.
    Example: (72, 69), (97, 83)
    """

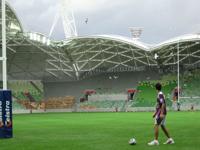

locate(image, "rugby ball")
(129, 138), (137, 145)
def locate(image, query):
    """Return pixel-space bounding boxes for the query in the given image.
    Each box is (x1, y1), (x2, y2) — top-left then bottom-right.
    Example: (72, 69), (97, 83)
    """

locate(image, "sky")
(7, 0), (200, 44)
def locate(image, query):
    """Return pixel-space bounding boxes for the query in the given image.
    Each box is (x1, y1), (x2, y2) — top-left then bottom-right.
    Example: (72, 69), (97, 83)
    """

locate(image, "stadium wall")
(43, 71), (160, 101)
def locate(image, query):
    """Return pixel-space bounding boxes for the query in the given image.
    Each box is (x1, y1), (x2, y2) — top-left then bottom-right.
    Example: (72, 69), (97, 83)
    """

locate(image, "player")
(173, 87), (181, 111)
(148, 83), (174, 146)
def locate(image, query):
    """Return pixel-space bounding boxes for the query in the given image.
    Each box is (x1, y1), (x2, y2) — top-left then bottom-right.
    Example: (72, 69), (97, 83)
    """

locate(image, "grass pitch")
(0, 111), (200, 150)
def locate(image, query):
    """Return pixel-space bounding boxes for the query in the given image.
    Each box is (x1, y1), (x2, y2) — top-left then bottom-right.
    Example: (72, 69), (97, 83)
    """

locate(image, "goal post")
(177, 41), (200, 110)
(0, 0), (13, 138)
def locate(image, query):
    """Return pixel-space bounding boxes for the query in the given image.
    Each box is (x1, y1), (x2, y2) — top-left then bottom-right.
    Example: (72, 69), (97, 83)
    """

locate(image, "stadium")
(0, 1), (200, 150)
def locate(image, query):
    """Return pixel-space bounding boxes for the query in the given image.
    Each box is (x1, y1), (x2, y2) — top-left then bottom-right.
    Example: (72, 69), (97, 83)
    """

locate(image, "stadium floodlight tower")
(59, 0), (79, 79)
(49, 0), (78, 39)
(60, 0), (78, 38)
(129, 27), (143, 40)
(48, 0), (79, 79)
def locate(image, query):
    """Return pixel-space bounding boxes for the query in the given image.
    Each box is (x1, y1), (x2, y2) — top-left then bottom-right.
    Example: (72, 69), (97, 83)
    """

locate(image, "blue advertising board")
(0, 90), (13, 138)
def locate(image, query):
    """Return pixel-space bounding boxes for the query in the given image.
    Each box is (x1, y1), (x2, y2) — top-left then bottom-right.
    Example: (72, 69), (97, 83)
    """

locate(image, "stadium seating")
(132, 80), (176, 107)
(8, 69), (200, 112)
(8, 81), (44, 110)
(8, 80), (77, 111)
(8, 80), (43, 101)
(12, 100), (25, 110)
(45, 96), (75, 109)
(132, 69), (200, 108)
(15, 96), (75, 110)
(181, 70), (200, 97)
(178, 69), (200, 107)
(79, 100), (127, 111)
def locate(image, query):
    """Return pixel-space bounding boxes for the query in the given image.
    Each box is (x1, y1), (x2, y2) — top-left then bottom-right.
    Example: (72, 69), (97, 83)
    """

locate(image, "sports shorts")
(155, 116), (166, 126)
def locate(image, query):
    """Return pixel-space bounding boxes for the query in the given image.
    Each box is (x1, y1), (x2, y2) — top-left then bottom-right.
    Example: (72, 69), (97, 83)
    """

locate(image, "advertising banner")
(0, 90), (13, 138)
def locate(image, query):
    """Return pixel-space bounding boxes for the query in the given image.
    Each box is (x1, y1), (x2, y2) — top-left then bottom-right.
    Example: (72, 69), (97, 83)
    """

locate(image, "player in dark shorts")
(148, 83), (174, 146)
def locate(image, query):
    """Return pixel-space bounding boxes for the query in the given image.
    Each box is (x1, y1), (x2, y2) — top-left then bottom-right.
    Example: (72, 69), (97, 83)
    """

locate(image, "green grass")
(0, 112), (200, 150)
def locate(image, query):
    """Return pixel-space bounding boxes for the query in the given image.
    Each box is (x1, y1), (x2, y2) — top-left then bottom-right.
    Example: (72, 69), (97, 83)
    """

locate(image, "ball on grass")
(129, 138), (137, 145)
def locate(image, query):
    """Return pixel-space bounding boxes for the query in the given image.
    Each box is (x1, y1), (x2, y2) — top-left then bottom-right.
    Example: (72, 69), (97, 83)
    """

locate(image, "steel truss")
(1, 1), (200, 81)
(152, 41), (200, 67)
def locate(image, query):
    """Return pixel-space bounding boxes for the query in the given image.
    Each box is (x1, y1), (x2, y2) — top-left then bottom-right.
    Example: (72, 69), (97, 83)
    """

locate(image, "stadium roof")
(154, 34), (200, 49)
(0, 2), (200, 81)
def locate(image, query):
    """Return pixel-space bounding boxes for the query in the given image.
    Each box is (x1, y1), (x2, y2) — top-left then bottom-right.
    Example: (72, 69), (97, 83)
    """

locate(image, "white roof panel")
(154, 34), (200, 49)
(70, 34), (150, 51)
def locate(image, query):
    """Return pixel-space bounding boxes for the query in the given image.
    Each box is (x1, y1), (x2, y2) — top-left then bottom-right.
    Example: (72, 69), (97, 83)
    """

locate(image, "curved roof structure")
(62, 35), (156, 79)
(88, 35), (150, 50)
(154, 34), (200, 49)
(1, 2), (74, 81)
(3, 2), (23, 34)
(152, 34), (200, 67)
(0, 1), (200, 82)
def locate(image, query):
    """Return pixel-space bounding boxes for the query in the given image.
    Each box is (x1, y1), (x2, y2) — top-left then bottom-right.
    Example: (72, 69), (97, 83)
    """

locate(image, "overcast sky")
(7, 0), (200, 44)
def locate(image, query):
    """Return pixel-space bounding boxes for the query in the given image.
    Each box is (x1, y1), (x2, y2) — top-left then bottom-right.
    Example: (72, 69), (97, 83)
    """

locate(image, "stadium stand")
(45, 96), (75, 109)
(181, 69), (200, 97)
(16, 100), (38, 109)
(9, 69), (200, 112)
(179, 69), (200, 108)
(12, 100), (25, 110)
(14, 96), (75, 110)
(1, 1), (200, 114)
(8, 81), (44, 110)
(133, 80), (176, 107)
(130, 69), (200, 109)
(79, 100), (127, 111)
